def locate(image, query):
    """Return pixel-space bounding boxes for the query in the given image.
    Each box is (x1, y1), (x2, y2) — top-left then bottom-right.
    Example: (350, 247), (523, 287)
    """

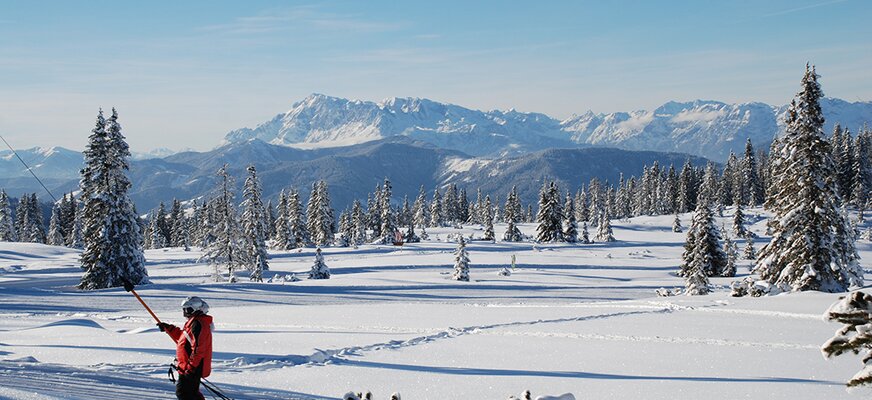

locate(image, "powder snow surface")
(0, 209), (870, 399)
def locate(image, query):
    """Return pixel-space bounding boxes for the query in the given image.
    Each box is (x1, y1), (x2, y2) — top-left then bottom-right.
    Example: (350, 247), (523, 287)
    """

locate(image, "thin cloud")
(760, 0), (849, 18)
(199, 6), (408, 35)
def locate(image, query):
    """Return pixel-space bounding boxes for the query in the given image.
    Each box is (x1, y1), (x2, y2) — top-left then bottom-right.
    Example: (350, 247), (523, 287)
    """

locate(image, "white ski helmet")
(181, 296), (209, 317)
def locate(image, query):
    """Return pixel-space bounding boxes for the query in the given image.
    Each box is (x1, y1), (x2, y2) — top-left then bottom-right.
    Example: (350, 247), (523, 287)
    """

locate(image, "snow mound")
(24, 319), (106, 331)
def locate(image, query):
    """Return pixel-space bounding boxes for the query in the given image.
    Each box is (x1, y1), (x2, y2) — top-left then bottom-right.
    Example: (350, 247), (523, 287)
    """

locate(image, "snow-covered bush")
(822, 291), (872, 387)
(507, 391), (575, 400)
(309, 248), (330, 279)
(507, 390), (532, 400)
(730, 277), (789, 297)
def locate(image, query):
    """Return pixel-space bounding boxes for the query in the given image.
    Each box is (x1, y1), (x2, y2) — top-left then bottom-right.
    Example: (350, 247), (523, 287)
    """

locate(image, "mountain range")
(0, 138), (708, 212)
(224, 94), (872, 161)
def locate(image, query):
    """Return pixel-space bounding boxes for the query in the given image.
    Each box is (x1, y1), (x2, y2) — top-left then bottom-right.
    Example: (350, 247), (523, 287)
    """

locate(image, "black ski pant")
(176, 371), (205, 400)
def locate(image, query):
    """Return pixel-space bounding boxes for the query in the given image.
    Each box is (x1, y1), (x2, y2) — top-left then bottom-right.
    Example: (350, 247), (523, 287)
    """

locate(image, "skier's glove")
(157, 322), (172, 332)
(121, 278), (134, 292)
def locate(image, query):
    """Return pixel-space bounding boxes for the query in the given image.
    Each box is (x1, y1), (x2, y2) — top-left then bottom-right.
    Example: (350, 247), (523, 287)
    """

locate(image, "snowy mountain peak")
(222, 94), (872, 160)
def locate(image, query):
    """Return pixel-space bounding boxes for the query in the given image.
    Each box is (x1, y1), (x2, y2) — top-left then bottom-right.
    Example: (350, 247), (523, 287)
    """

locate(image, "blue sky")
(0, 0), (870, 152)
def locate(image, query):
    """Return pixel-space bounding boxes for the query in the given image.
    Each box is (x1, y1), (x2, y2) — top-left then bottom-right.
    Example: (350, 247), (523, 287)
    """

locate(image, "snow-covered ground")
(1, 210), (871, 399)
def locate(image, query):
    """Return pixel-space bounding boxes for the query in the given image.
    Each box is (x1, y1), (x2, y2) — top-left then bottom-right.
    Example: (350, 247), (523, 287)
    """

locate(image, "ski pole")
(121, 277), (162, 324)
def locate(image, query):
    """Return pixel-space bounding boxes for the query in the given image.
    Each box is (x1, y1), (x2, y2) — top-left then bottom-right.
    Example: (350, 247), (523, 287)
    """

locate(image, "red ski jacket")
(164, 314), (213, 377)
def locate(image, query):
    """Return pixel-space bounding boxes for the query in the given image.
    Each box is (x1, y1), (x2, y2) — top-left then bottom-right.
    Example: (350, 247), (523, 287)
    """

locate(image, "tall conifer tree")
(241, 165), (269, 281)
(755, 65), (862, 292)
(78, 109), (148, 289)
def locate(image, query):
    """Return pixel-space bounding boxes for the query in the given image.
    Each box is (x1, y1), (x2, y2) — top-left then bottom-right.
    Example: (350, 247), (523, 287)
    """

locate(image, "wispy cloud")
(200, 5), (409, 35)
(759, 0), (849, 18)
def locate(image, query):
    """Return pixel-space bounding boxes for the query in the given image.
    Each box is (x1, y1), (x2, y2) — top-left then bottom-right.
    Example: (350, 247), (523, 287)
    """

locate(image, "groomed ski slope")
(1, 209), (870, 399)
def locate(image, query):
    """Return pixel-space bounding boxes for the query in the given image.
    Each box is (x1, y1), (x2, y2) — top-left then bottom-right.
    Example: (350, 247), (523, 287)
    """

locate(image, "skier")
(157, 296), (213, 400)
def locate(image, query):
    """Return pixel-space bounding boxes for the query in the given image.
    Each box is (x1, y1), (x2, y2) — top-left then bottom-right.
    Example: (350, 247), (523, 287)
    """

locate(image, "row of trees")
(0, 191), (82, 247)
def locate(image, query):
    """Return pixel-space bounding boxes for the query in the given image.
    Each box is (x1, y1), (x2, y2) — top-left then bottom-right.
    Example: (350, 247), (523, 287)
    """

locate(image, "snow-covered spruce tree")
(580, 221), (591, 244)
(153, 201), (170, 247)
(733, 202), (749, 238)
(14, 194), (28, 240)
(336, 210), (351, 247)
(444, 184), (459, 225)
(198, 199), (217, 248)
(25, 195), (44, 243)
(577, 187), (589, 223)
(614, 174), (630, 219)
(587, 178), (602, 226)
(851, 132), (871, 209)
(678, 160), (696, 213)
(78, 109), (148, 290)
(836, 126), (856, 202)
(63, 194), (79, 247)
(743, 236), (756, 260)
(179, 218), (190, 251)
(822, 291), (872, 387)
(366, 187), (381, 239)
(502, 187), (522, 242)
(55, 194), (69, 241)
(536, 182), (563, 242)
(169, 199), (187, 247)
(664, 165), (679, 215)
(595, 209), (615, 242)
(458, 188), (470, 224)
(0, 189), (16, 241)
(351, 199), (366, 245)
(482, 195), (495, 241)
(684, 253), (711, 296)
(308, 247), (330, 279)
(323, 184), (337, 240)
(721, 152), (739, 207)
(563, 192), (578, 243)
(452, 236), (470, 282)
(20, 194), (45, 243)
(273, 190), (292, 250)
(146, 211), (165, 249)
(306, 181), (334, 246)
(699, 162), (720, 209)
(672, 213), (682, 233)
(399, 195), (412, 228)
(680, 198), (727, 277)
(265, 199), (277, 239)
(493, 198), (503, 224)
(241, 165), (269, 282)
(380, 178), (396, 244)
(47, 204), (65, 246)
(403, 217), (419, 243)
(742, 139), (764, 206)
(67, 211), (84, 249)
(413, 186), (429, 229)
(469, 189), (483, 224)
(336, 208), (354, 247)
(755, 65), (863, 292)
(429, 188), (443, 227)
(287, 189), (308, 247)
(201, 164), (247, 283)
(722, 229), (738, 278)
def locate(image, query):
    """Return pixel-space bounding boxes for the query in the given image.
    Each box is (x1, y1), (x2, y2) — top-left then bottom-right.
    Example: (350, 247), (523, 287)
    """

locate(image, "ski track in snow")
(218, 299), (822, 372)
(476, 331), (819, 350)
(222, 307), (678, 371)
